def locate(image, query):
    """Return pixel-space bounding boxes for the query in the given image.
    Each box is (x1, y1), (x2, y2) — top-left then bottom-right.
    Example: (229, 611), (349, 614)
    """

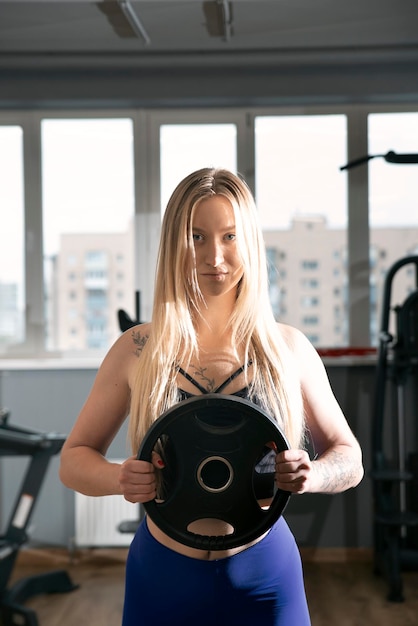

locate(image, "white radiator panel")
(75, 485), (140, 547)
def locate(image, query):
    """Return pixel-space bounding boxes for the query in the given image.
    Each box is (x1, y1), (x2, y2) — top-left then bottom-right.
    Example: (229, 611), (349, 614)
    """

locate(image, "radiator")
(75, 488), (140, 547)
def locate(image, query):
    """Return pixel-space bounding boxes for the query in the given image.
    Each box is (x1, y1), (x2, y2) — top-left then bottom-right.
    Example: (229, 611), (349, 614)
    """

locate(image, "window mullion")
(347, 108), (370, 346)
(23, 114), (45, 353)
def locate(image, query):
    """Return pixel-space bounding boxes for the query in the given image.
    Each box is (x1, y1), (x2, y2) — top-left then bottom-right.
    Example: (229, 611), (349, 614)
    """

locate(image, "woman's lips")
(201, 272), (227, 280)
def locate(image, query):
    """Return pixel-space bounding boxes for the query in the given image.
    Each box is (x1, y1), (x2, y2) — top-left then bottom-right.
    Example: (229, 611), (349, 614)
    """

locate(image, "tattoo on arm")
(131, 330), (149, 357)
(315, 449), (360, 493)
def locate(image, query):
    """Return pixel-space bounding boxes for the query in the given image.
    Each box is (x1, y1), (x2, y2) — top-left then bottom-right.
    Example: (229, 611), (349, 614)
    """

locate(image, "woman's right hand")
(119, 453), (165, 503)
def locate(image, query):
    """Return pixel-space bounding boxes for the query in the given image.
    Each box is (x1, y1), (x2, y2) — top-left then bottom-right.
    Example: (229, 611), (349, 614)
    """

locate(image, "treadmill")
(0, 408), (77, 626)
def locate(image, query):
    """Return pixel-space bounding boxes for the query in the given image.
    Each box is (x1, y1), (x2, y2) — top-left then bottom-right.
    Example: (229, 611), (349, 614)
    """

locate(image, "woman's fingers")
(275, 449), (313, 494)
(119, 456), (158, 503)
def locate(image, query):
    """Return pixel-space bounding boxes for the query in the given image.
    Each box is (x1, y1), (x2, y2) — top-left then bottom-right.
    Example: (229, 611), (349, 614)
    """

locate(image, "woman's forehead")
(192, 195), (234, 223)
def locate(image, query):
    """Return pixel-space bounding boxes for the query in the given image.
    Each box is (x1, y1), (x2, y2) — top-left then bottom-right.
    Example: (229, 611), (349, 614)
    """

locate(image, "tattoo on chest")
(190, 364), (216, 392)
(132, 330), (148, 357)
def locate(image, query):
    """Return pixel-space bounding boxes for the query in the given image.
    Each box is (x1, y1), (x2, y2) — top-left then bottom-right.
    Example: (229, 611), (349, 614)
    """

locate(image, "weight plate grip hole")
(197, 456), (233, 493)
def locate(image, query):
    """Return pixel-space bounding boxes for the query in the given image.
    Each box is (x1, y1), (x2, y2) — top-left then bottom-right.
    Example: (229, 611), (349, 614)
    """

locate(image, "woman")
(60, 167), (364, 625)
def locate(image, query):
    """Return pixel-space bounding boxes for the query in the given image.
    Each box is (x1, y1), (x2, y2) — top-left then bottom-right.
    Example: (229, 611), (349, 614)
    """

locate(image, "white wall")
(0, 362), (375, 549)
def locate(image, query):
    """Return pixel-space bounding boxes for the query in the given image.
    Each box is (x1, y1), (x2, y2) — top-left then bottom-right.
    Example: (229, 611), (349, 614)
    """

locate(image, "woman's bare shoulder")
(104, 322), (152, 366)
(275, 322), (321, 364)
(276, 322), (307, 348)
(103, 323), (152, 388)
(276, 322), (328, 388)
(120, 322), (152, 357)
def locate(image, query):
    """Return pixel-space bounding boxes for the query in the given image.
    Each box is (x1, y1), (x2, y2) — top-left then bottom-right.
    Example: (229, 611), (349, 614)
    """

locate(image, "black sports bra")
(177, 362), (251, 400)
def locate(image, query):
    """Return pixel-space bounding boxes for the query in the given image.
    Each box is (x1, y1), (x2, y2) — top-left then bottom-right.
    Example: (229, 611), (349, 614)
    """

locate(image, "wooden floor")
(3, 547), (418, 625)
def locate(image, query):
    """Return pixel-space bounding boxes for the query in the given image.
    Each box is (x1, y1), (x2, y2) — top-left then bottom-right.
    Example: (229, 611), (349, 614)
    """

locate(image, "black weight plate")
(137, 394), (291, 550)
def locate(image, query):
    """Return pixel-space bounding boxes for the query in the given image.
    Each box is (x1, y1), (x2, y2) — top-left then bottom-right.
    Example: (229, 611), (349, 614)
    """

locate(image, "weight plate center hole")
(197, 456), (233, 493)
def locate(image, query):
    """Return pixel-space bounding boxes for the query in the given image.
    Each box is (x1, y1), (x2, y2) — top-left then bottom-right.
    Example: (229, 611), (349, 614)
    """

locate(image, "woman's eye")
(225, 233), (236, 241)
(192, 233), (203, 241)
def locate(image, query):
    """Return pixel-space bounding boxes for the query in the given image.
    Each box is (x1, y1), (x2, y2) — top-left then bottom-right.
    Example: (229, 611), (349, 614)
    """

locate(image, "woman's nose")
(205, 240), (224, 267)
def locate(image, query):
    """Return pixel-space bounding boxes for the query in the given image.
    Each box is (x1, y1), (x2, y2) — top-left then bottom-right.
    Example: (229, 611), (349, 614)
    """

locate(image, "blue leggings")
(122, 516), (311, 626)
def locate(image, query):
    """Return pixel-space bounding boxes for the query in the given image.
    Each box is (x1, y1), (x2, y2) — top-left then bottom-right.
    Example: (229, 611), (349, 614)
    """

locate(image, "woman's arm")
(276, 326), (364, 494)
(59, 325), (158, 502)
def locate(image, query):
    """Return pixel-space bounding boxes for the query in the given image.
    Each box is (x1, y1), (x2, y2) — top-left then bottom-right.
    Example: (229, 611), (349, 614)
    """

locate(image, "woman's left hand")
(275, 449), (316, 494)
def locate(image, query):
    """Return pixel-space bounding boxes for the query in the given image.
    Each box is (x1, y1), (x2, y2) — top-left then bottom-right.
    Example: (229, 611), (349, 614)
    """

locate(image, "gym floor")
(7, 547), (418, 626)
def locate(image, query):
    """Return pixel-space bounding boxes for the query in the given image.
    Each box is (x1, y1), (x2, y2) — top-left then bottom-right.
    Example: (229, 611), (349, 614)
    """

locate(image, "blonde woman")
(60, 167), (363, 625)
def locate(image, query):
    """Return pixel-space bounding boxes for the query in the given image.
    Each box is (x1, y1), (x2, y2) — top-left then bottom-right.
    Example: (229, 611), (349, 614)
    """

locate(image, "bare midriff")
(146, 503), (271, 561)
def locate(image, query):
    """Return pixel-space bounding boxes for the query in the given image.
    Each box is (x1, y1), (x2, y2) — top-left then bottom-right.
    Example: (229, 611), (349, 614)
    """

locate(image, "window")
(302, 316), (319, 325)
(302, 279), (319, 289)
(301, 296), (320, 307)
(368, 112), (418, 344)
(41, 118), (135, 355)
(301, 260), (320, 271)
(160, 123), (237, 213)
(255, 114), (348, 347)
(1, 106), (417, 360)
(0, 126), (24, 353)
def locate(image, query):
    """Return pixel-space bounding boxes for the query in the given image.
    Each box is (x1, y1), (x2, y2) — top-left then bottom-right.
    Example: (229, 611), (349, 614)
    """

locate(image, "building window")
(306, 334), (320, 344)
(301, 296), (320, 307)
(301, 260), (319, 270)
(301, 278), (319, 289)
(302, 316), (319, 325)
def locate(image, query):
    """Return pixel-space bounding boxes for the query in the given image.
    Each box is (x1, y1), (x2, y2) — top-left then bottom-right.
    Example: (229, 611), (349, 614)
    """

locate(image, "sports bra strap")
(177, 368), (208, 394)
(177, 360), (252, 394)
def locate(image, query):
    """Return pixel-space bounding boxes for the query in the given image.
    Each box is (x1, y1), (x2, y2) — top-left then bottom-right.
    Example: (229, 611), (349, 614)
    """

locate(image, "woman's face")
(190, 195), (244, 300)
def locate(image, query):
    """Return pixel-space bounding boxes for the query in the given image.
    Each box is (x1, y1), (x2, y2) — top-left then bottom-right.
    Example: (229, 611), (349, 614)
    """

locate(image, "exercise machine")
(117, 289), (142, 332)
(371, 255), (418, 601)
(0, 408), (77, 626)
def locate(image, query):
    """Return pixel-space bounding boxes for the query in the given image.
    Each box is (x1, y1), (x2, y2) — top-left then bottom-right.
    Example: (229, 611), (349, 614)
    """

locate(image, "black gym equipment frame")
(371, 255), (418, 602)
(0, 408), (77, 626)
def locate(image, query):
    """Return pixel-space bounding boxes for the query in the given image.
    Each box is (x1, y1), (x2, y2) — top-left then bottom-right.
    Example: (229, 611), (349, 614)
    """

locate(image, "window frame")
(1, 103), (417, 360)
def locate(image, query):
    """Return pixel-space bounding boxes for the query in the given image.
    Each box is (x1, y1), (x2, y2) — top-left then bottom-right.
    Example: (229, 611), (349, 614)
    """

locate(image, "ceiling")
(0, 0), (418, 70)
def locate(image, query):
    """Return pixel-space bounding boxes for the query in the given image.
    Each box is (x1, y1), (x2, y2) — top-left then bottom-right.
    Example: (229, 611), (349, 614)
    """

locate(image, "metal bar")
(218, 0), (232, 42)
(118, 0), (151, 45)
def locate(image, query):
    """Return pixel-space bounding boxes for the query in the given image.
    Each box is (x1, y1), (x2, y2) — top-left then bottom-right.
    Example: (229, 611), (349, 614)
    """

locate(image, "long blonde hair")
(129, 167), (305, 451)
